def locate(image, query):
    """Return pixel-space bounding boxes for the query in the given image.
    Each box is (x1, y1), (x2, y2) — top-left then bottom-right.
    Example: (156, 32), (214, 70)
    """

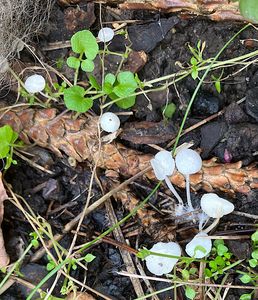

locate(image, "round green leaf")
(104, 73), (116, 86)
(249, 258), (257, 268)
(251, 249), (258, 259)
(0, 125), (14, 158)
(162, 103), (176, 119)
(81, 59), (95, 72)
(240, 274), (252, 284)
(240, 293), (252, 300)
(63, 86), (93, 113)
(185, 286), (196, 300)
(116, 95), (136, 109)
(71, 30), (99, 60)
(67, 56), (80, 69)
(239, 0), (258, 23)
(251, 231), (258, 242)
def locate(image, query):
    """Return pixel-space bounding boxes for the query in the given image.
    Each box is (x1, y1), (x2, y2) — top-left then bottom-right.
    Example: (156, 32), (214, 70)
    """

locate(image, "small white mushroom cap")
(24, 74), (46, 94)
(175, 148), (202, 175)
(145, 242), (181, 276)
(150, 150), (175, 181)
(100, 112), (120, 133)
(98, 27), (115, 43)
(201, 193), (234, 218)
(185, 232), (212, 258)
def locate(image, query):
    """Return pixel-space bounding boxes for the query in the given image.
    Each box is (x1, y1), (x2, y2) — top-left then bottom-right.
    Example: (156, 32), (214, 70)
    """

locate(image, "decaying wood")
(0, 108), (257, 195)
(91, 0), (246, 22)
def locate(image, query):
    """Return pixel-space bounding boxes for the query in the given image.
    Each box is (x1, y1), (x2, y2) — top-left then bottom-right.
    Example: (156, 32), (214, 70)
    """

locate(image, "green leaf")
(191, 66), (198, 80)
(251, 231), (258, 242)
(104, 73), (116, 86)
(194, 245), (207, 256)
(240, 274), (252, 284)
(116, 95), (136, 109)
(190, 57), (197, 66)
(0, 125), (16, 158)
(204, 268), (213, 278)
(71, 30), (99, 60)
(66, 56), (80, 69)
(81, 59), (95, 72)
(63, 86), (93, 113)
(214, 240), (224, 247)
(162, 103), (176, 119)
(189, 267), (197, 275)
(185, 286), (196, 300)
(88, 75), (101, 91)
(84, 253), (96, 263)
(113, 71), (138, 97)
(46, 262), (55, 271)
(251, 249), (258, 259)
(215, 256), (225, 267)
(181, 269), (189, 280)
(31, 239), (39, 249)
(249, 258), (257, 268)
(215, 80), (221, 94)
(240, 293), (252, 300)
(217, 244), (228, 256)
(209, 260), (217, 271)
(239, 0), (258, 23)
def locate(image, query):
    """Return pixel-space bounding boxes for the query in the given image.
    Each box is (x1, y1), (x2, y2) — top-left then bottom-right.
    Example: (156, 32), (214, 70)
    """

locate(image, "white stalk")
(164, 176), (184, 206)
(203, 218), (220, 234)
(185, 174), (193, 210)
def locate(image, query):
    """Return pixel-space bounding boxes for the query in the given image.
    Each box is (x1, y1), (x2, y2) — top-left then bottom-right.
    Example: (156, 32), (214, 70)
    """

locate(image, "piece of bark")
(121, 120), (177, 144)
(89, 0), (246, 22)
(67, 292), (96, 300)
(0, 108), (257, 195)
(0, 173), (9, 267)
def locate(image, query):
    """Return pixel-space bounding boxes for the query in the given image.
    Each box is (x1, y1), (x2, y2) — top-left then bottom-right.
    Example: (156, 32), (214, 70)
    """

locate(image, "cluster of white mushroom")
(146, 148), (235, 276)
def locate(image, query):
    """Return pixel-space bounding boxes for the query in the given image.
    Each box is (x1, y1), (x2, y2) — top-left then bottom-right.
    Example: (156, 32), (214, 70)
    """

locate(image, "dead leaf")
(0, 172), (9, 267)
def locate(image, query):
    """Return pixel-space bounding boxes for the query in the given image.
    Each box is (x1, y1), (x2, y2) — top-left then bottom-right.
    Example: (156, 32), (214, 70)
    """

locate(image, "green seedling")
(67, 30), (99, 74)
(0, 125), (22, 170)
(189, 40), (206, 80)
(205, 240), (232, 279)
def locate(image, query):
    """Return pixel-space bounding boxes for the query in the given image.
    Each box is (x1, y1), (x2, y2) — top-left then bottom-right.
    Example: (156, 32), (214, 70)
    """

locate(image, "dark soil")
(1, 2), (258, 300)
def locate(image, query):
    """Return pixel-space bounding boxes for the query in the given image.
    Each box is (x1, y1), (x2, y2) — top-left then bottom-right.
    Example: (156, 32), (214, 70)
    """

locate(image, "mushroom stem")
(185, 174), (193, 210)
(164, 176), (184, 206)
(203, 218), (220, 234)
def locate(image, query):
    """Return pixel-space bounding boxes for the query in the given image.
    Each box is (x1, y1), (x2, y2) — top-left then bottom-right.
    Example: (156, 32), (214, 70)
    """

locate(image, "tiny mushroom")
(98, 27), (115, 43)
(201, 193), (235, 233)
(100, 112), (120, 133)
(145, 242), (181, 276)
(185, 232), (212, 259)
(151, 150), (183, 206)
(175, 148), (202, 210)
(24, 74), (46, 94)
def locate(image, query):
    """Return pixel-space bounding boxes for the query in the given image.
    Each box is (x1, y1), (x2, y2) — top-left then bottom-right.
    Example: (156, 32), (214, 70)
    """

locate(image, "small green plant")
(0, 125), (22, 170)
(188, 40), (206, 80)
(205, 240), (232, 279)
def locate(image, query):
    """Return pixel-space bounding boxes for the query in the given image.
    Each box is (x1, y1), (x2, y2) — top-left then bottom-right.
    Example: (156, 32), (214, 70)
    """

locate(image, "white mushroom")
(24, 74), (46, 94)
(201, 193), (235, 233)
(100, 112), (120, 133)
(151, 150), (183, 206)
(175, 148), (202, 210)
(145, 242), (181, 276)
(98, 27), (115, 43)
(185, 232), (212, 258)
